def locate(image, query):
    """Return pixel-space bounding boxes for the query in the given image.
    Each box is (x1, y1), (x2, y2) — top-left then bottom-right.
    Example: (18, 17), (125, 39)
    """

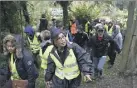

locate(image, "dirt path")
(79, 55), (135, 88)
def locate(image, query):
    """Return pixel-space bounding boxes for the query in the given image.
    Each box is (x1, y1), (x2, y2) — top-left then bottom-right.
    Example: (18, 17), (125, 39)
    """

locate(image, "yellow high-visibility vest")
(39, 45), (53, 69)
(28, 35), (40, 53)
(50, 49), (80, 80)
(105, 24), (113, 36)
(10, 53), (20, 80)
(85, 21), (90, 33)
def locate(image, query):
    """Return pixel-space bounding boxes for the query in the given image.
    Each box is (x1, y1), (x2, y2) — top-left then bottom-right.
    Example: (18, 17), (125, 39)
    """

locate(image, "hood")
(112, 25), (120, 37)
(24, 25), (34, 36)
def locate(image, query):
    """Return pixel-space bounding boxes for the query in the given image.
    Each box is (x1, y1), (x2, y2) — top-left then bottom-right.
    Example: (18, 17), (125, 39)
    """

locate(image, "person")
(105, 21), (114, 36)
(84, 17), (90, 36)
(39, 30), (53, 70)
(107, 25), (123, 67)
(39, 30), (53, 88)
(73, 25), (89, 49)
(38, 14), (48, 32)
(88, 24), (120, 78)
(3, 34), (38, 88)
(24, 25), (41, 69)
(45, 28), (93, 88)
(69, 16), (78, 37)
(51, 18), (56, 27)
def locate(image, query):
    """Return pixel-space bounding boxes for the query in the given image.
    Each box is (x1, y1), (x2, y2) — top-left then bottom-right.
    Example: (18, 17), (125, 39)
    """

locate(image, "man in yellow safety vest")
(105, 21), (114, 36)
(24, 25), (41, 69)
(45, 28), (93, 88)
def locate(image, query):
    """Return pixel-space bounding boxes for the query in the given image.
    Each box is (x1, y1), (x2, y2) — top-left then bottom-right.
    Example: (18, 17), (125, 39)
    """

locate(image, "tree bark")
(120, 1), (136, 74)
(0, 2), (2, 53)
(58, 1), (69, 28)
(62, 3), (68, 28)
(20, 1), (30, 25)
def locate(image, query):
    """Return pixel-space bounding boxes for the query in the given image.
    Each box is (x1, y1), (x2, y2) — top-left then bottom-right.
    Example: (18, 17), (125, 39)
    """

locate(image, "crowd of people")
(0, 13), (125, 88)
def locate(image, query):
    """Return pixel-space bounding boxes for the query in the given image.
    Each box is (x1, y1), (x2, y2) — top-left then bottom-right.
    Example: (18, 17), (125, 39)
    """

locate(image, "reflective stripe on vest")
(28, 35), (40, 53)
(85, 21), (90, 33)
(66, 33), (69, 42)
(105, 25), (113, 36)
(50, 49), (80, 80)
(39, 45), (53, 69)
(10, 53), (20, 80)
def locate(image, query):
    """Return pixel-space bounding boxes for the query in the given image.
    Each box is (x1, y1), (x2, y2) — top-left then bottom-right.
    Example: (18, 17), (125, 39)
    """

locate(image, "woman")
(3, 34), (38, 88)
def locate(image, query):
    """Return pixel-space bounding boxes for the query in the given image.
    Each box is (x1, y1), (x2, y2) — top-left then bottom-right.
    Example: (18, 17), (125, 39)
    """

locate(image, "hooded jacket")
(3, 34), (38, 88)
(45, 42), (93, 88)
(112, 25), (123, 50)
(89, 33), (120, 58)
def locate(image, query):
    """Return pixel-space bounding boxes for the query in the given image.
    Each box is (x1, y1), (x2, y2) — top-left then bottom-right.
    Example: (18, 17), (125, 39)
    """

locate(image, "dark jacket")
(0, 54), (9, 87)
(89, 34), (120, 58)
(7, 48), (38, 88)
(39, 18), (48, 32)
(45, 42), (93, 88)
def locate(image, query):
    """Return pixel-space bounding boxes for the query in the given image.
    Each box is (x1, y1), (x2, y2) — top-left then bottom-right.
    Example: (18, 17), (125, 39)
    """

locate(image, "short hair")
(40, 30), (51, 40)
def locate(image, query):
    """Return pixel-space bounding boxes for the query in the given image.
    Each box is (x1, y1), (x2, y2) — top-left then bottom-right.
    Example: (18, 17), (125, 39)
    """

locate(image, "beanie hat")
(95, 23), (105, 31)
(50, 28), (64, 40)
(24, 25), (34, 36)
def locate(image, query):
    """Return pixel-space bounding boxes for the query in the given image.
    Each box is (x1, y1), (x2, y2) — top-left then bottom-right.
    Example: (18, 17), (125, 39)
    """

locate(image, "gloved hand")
(117, 49), (121, 54)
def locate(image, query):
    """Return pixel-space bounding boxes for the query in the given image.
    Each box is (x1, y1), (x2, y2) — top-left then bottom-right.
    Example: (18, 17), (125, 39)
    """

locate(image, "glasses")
(56, 35), (66, 41)
(98, 30), (104, 32)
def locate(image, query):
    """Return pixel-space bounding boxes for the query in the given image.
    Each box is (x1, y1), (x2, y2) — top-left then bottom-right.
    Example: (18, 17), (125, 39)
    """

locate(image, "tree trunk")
(20, 1), (30, 25)
(62, 4), (68, 28)
(58, 1), (69, 28)
(120, 1), (137, 75)
(0, 2), (2, 53)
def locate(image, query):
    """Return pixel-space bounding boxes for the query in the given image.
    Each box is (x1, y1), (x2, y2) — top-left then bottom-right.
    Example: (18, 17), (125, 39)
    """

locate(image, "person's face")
(97, 30), (104, 37)
(54, 33), (67, 48)
(6, 41), (16, 53)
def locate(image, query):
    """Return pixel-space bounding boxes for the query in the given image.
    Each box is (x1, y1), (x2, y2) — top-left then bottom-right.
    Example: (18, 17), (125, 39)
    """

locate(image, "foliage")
(69, 1), (128, 27)
(27, 1), (54, 28)
(70, 1), (101, 21)
(0, 1), (24, 33)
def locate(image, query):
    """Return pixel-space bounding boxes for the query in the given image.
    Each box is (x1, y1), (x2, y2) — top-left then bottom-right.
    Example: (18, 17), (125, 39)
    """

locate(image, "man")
(73, 25), (89, 49)
(45, 28), (93, 88)
(24, 25), (41, 69)
(3, 34), (38, 88)
(38, 14), (48, 32)
(108, 25), (123, 67)
(88, 24), (120, 78)
(105, 21), (113, 36)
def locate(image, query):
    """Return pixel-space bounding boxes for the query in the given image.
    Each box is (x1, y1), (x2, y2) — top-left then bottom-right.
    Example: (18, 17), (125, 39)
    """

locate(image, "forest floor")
(36, 54), (137, 88)
(79, 54), (137, 88)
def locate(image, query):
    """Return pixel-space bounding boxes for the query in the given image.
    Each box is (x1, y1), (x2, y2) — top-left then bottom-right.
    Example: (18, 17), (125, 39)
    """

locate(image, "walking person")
(88, 24), (120, 79)
(3, 34), (38, 88)
(45, 28), (93, 88)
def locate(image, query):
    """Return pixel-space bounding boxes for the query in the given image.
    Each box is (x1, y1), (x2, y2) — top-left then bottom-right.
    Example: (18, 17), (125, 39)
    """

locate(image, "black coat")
(89, 34), (120, 58)
(7, 48), (38, 88)
(45, 42), (93, 88)
(39, 18), (48, 32)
